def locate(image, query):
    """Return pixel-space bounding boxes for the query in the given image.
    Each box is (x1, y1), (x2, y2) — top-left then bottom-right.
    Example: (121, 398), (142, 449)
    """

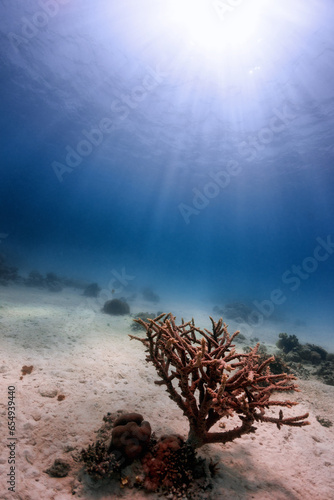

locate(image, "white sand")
(0, 285), (333, 500)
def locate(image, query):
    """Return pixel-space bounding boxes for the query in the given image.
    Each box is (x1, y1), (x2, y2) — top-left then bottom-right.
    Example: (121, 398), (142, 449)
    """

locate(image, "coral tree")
(130, 314), (309, 449)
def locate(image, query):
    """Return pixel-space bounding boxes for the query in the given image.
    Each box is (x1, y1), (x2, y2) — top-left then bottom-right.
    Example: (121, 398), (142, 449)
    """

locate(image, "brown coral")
(109, 412), (151, 461)
(130, 314), (309, 449)
(141, 434), (204, 492)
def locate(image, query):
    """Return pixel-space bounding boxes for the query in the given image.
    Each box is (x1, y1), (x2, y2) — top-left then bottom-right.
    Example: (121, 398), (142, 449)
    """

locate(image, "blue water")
(1, 0), (334, 347)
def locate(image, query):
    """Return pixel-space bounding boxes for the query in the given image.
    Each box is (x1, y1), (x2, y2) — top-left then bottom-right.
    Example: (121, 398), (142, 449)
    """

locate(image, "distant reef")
(0, 254), (19, 285)
(0, 254), (100, 294)
(275, 332), (334, 386)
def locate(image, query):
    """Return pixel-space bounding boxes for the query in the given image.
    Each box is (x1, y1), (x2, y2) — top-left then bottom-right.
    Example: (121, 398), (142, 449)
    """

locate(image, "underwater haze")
(1, 0), (334, 347)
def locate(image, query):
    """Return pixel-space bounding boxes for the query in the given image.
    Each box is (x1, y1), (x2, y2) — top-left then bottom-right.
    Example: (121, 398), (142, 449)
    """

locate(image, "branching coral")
(129, 314), (310, 449)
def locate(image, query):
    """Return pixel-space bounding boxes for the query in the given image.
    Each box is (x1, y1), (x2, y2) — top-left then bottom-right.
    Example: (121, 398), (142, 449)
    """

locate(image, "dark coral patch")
(102, 298), (130, 315)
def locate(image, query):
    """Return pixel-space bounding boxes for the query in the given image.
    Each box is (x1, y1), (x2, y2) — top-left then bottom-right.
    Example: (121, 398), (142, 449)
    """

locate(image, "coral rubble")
(45, 459), (71, 477)
(80, 439), (123, 481)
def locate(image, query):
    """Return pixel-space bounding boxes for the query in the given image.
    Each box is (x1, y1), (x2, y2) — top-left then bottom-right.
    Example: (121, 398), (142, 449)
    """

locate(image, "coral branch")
(130, 314), (310, 449)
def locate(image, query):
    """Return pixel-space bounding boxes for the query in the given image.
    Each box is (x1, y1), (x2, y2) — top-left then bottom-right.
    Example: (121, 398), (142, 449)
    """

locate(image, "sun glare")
(167, 0), (265, 52)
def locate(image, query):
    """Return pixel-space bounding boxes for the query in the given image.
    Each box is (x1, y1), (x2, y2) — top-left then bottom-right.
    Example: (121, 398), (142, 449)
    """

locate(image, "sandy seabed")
(0, 285), (333, 500)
